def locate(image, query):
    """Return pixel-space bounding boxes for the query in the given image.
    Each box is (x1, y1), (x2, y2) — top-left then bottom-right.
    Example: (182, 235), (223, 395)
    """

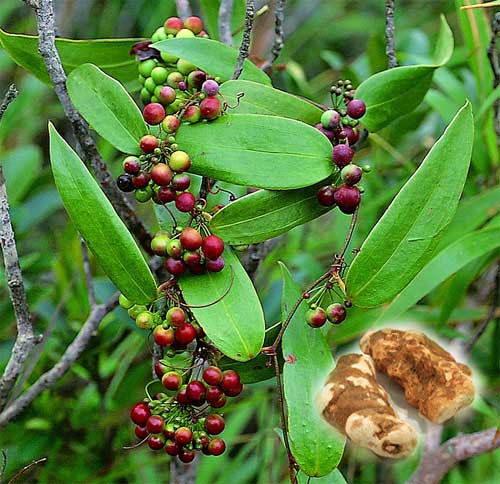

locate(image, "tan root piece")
(319, 354), (418, 459)
(360, 329), (475, 423)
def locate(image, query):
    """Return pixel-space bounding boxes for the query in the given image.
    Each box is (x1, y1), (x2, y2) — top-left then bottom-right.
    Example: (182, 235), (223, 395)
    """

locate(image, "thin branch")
(7, 457), (47, 484)
(385, 0), (397, 68)
(0, 294), (119, 428)
(0, 165), (37, 410)
(0, 85), (18, 122)
(219, 0), (235, 46)
(80, 237), (96, 307)
(23, 0), (153, 253)
(261, 0), (286, 70)
(487, 12), (500, 145)
(0, 450), (6, 483)
(465, 262), (500, 352)
(232, 0), (255, 79)
(406, 427), (500, 484)
(175, 0), (192, 20)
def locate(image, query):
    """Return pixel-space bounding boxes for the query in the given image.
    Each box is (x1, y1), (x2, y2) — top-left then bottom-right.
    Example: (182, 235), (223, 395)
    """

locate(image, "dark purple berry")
(332, 144), (354, 168)
(315, 123), (335, 141)
(333, 185), (361, 214)
(317, 185), (336, 207)
(206, 257), (224, 272)
(340, 164), (363, 186)
(117, 174), (134, 192)
(346, 99), (366, 119)
(202, 80), (220, 96)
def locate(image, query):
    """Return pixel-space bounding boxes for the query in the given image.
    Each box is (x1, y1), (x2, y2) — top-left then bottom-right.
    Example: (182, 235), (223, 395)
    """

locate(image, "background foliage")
(0, 0), (499, 482)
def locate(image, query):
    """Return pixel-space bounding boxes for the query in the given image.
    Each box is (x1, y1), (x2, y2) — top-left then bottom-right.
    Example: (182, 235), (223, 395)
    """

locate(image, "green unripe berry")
(140, 88), (151, 103)
(138, 59), (157, 78)
(119, 294), (134, 309)
(151, 66), (168, 84)
(151, 235), (171, 255)
(362, 164), (372, 173)
(321, 109), (341, 129)
(144, 77), (157, 93)
(135, 187), (152, 203)
(167, 239), (183, 258)
(151, 27), (167, 42)
(166, 99), (184, 114)
(128, 304), (147, 320)
(167, 72), (184, 89)
(136, 311), (154, 329)
(150, 95), (159, 103)
(177, 58), (197, 75)
(161, 51), (179, 64)
(138, 75), (146, 84)
(176, 28), (195, 38)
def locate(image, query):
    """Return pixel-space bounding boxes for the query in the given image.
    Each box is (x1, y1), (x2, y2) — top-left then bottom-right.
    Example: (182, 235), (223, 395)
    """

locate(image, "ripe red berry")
(306, 307), (327, 328)
(162, 371), (182, 391)
(146, 415), (165, 434)
(176, 385), (190, 404)
(166, 307), (186, 326)
(140, 135), (159, 153)
(317, 185), (336, 207)
(210, 395), (227, 408)
(203, 366), (223, 386)
(187, 70), (206, 89)
(175, 427), (193, 445)
(183, 251), (202, 266)
(206, 257), (224, 272)
(178, 449), (196, 463)
(132, 172), (150, 189)
(220, 370), (240, 393)
(184, 16), (204, 34)
(153, 325), (175, 346)
(143, 103), (166, 125)
(165, 439), (181, 456)
(343, 125), (359, 145)
(154, 360), (168, 378)
(123, 156), (141, 174)
(205, 414), (225, 435)
(171, 174), (191, 191)
(224, 382), (243, 397)
(340, 164), (363, 186)
(326, 303), (347, 324)
(346, 99), (366, 119)
(184, 105), (201, 123)
(180, 227), (203, 250)
(333, 185), (361, 214)
(175, 192), (196, 212)
(165, 257), (187, 276)
(186, 380), (206, 405)
(158, 187), (176, 203)
(151, 163), (173, 186)
(200, 97), (221, 120)
(175, 323), (197, 345)
(332, 144), (354, 168)
(208, 438), (226, 456)
(148, 434), (165, 450)
(164, 17), (184, 34)
(202, 235), (224, 260)
(135, 425), (149, 439)
(130, 402), (150, 425)
(206, 385), (224, 403)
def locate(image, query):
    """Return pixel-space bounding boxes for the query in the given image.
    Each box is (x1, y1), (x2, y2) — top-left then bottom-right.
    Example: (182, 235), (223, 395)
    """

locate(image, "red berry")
(175, 323), (197, 345)
(153, 326), (175, 346)
(210, 395), (227, 408)
(130, 402), (150, 425)
(158, 86), (176, 104)
(184, 16), (204, 34)
(184, 105), (201, 123)
(326, 303), (347, 324)
(176, 385), (190, 404)
(162, 371), (182, 391)
(132, 172), (150, 189)
(186, 380), (206, 405)
(205, 414), (225, 435)
(208, 438), (226, 456)
(343, 126), (359, 145)
(346, 99), (366, 119)
(317, 185), (336, 207)
(143, 103), (166, 125)
(154, 360), (168, 378)
(332, 144), (354, 168)
(220, 370), (240, 393)
(148, 434), (165, 450)
(140, 135), (159, 153)
(224, 382), (243, 397)
(188, 263), (206, 275)
(333, 185), (361, 214)
(151, 163), (173, 186)
(175, 427), (193, 445)
(158, 187), (176, 203)
(203, 366), (223, 386)
(165, 257), (187, 276)
(340, 164), (363, 186)
(171, 173), (191, 191)
(175, 192), (196, 212)
(165, 439), (181, 456)
(164, 17), (184, 34)
(206, 257), (224, 272)
(200, 97), (221, 120)
(306, 307), (327, 328)
(180, 227), (203, 250)
(202, 235), (224, 260)
(183, 251), (202, 266)
(123, 156), (140, 174)
(315, 123), (335, 141)
(146, 415), (164, 434)
(178, 449), (196, 463)
(187, 70), (206, 89)
(135, 425), (149, 439)
(206, 385), (224, 403)
(163, 424), (176, 440)
(166, 307), (186, 326)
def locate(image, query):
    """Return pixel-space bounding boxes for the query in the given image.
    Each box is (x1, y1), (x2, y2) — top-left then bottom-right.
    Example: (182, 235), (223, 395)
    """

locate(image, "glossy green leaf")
(0, 29), (141, 88)
(280, 263), (344, 476)
(153, 37), (270, 84)
(48, 124), (157, 304)
(357, 15), (453, 132)
(176, 114), (332, 189)
(297, 470), (347, 484)
(179, 249), (265, 361)
(210, 184), (331, 244)
(346, 102), (474, 307)
(383, 225), (500, 321)
(67, 64), (147, 154)
(220, 80), (322, 124)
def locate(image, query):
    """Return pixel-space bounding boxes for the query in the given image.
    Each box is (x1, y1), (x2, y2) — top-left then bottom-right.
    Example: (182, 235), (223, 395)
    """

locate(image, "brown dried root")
(319, 354), (418, 459)
(360, 329), (475, 424)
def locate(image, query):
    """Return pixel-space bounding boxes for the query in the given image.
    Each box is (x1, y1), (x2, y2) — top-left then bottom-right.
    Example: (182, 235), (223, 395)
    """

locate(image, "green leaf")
(67, 64), (147, 154)
(346, 102), (474, 307)
(48, 124), (157, 304)
(383, 225), (500, 321)
(179, 249), (265, 361)
(176, 114), (333, 189)
(357, 15), (453, 132)
(153, 37), (270, 84)
(297, 469), (347, 484)
(0, 29), (141, 88)
(210, 184), (331, 245)
(219, 80), (322, 124)
(280, 263), (344, 476)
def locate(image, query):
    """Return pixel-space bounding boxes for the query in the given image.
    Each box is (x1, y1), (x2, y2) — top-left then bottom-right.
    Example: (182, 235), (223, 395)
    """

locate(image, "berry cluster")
(315, 80), (368, 214)
(152, 227), (225, 277)
(306, 302), (347, 328)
